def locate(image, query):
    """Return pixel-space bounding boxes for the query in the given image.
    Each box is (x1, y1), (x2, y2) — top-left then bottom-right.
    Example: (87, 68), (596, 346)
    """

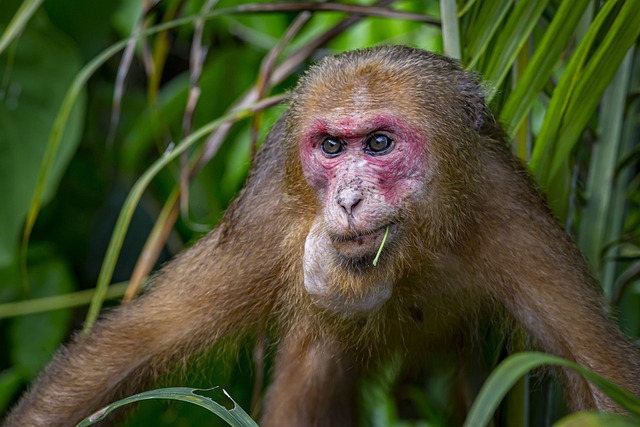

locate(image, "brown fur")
(4, 46), (639, 427)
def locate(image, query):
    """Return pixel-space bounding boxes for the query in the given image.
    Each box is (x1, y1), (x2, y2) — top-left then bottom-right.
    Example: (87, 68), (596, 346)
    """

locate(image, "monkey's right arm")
(4, 120), (290, 427)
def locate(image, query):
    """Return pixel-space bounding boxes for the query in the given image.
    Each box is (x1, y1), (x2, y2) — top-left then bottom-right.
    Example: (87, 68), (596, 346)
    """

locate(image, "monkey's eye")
(321, 137), (343, 156)
(366, 134), (393, 155)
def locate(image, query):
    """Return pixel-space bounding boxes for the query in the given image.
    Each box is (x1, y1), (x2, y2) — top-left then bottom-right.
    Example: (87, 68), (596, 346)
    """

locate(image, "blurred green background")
(1, 0), (639, 425)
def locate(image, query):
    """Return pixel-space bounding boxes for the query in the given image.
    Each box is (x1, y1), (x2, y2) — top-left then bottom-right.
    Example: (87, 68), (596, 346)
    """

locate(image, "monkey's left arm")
(471, 152), (640, 412)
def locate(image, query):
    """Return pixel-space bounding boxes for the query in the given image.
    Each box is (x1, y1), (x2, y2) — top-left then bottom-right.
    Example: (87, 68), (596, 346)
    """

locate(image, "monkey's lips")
(330, 226), (390, 259)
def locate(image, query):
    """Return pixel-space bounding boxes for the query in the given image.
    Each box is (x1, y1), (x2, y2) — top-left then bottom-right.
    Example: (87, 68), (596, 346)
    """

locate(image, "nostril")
(337, 196), (362, 215)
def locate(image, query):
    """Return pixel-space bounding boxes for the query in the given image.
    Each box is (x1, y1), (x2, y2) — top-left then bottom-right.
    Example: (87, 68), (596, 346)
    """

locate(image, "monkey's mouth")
(330, 225), (391, 259)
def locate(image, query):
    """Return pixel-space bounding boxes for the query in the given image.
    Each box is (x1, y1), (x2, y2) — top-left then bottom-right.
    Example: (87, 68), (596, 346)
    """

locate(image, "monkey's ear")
(457, 75), (492, 132)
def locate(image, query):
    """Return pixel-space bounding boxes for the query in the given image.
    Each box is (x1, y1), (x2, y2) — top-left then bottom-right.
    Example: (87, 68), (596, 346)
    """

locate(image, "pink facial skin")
(300, 112), (427, 203)
(299, 112), (428, 256)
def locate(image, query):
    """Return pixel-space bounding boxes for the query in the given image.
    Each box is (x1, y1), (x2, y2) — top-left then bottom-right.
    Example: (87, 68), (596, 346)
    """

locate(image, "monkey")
(4, 45), (639, 427)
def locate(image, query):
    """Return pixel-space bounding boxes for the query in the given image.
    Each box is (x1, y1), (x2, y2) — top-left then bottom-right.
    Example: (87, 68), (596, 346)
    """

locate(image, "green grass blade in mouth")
(372, 226), (390, 267)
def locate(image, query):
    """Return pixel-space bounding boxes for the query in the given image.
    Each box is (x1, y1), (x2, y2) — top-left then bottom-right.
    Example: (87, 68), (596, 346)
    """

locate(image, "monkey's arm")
(261, 322), (359, 427)
(471, 151), (640, 411)
(4, 121), (290, 427)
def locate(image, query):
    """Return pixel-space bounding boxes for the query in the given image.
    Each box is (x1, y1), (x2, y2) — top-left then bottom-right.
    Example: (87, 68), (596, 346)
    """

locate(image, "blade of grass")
(441, 0), (461, 59)
(530, 0), (619, 178)
(578, 50), (634, 297)
(554, 411), (639, 427)
(481, 0), (549, 92)
(0, 283), (128, 319)
(463, 352), (640, 427)
(76, 387), (258, 427)
(500, 0), (591, 134)
(512, 43), (531, 160)
(372, 226), (389, 266)
(458, 0), (480, 18)
(464, 0), (514, 69)
(0, 0), (44, 55)
(545, 0), (640, 186)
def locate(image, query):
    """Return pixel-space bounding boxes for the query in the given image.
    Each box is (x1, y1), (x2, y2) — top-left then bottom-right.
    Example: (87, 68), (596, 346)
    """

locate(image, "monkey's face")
(293, 87), (430, 317)
(297, 107), (429, 317)
(298, 110), (428, 261)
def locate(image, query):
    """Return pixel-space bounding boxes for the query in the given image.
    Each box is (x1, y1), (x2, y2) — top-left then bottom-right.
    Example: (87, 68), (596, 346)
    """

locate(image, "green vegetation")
(1, 1), (639, 425)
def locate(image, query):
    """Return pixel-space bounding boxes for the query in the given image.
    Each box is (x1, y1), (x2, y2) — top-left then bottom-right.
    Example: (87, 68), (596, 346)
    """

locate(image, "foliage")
(76, 387), (258, 427)
(0, 0), (639, 425)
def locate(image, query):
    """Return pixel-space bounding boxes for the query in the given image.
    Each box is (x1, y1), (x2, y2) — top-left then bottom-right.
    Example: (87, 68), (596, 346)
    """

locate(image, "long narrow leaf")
(0, 0), (44, 55)
(0, 283), (128, 319)
(530, 0), (619, 178)
(441, 0), (461, 59)
(578, 51), (634, 290)
(463, 352), (640, 427)
(481, 0), (549, 91)
(464, 0), (514, 69)
(554, 411), (639, 427)
(500, 0), (591, 133)
(76, 387), (258, 427)
(546, 0), (640, 185)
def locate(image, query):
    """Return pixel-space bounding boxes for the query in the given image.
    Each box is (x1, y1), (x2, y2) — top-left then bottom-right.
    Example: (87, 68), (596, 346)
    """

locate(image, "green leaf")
(578, 50), (634, 292)
(480, 0), (549, 90)
(76, 387), (259, 427)
(0, 368), (23, 414)
(9, 256), (75, 377)
(533, 0), (640, 187)
(0, 12), (85, 265)
(530, 0), (616, 178)
(554, 411), (639, 427)
(463, 352), (640, 427)
(464, 0), (514, 68)
(548, 0), (640, 183)
(440, 0), (461, 59)
(0, 0), (44, 55)
(0, 282), (128, 320)
(500, 0), (591, 133)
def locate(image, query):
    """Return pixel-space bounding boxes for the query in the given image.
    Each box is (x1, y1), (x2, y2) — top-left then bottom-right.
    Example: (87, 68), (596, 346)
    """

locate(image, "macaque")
(4, 45), (639, 427)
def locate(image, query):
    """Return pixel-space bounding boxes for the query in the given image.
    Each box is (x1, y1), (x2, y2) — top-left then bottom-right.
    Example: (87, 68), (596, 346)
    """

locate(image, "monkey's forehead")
(291, 46), (483, 117)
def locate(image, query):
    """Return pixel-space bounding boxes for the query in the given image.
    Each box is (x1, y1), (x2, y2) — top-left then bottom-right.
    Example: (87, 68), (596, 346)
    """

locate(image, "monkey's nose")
(337, 196), (362, 215)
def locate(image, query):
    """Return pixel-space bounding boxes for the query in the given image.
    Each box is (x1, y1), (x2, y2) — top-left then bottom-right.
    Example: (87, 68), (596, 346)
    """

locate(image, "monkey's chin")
(303, 217), (394, 318)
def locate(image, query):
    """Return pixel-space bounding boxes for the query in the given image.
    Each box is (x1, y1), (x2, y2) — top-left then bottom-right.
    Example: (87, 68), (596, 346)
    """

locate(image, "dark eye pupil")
(369, 134), (391, 153)
(322, 137), (342, 155)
